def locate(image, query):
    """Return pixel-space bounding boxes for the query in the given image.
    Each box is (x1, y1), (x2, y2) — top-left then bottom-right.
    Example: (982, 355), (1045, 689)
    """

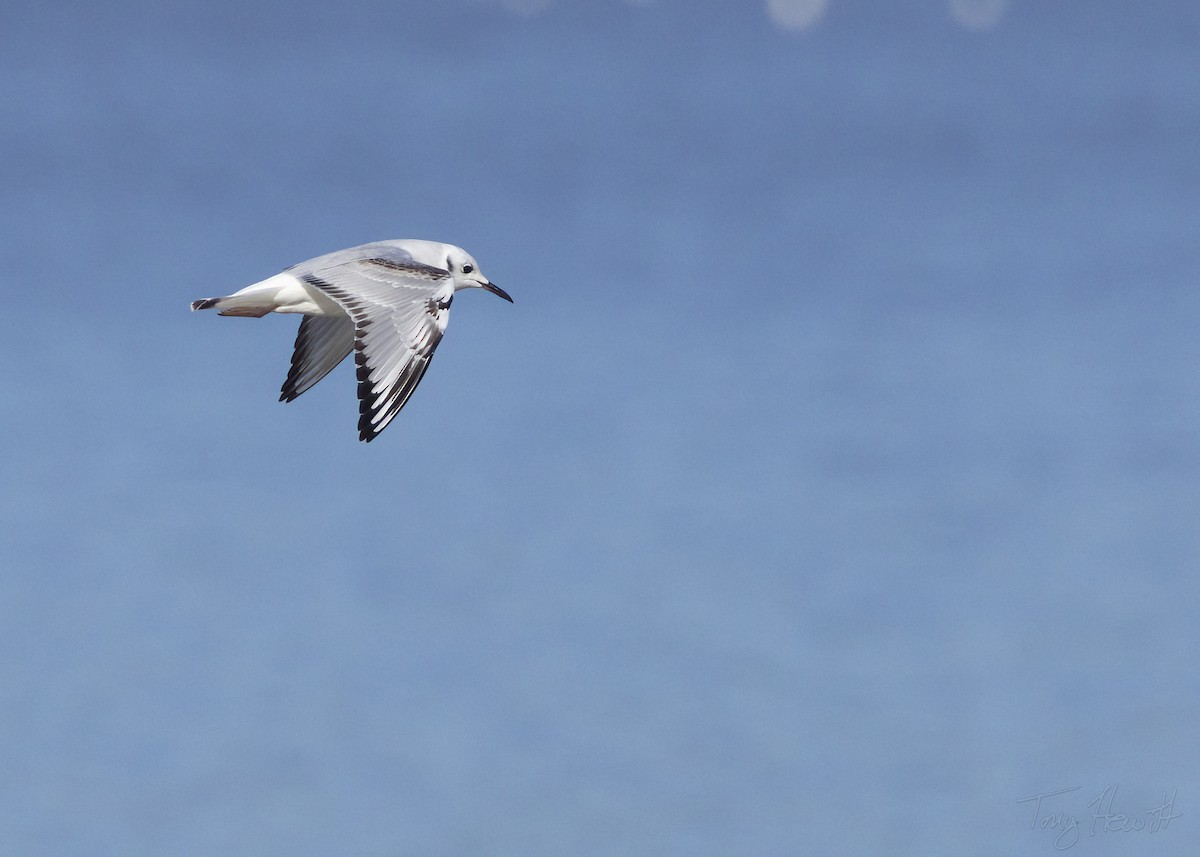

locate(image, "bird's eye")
(462, 264), (474, 274)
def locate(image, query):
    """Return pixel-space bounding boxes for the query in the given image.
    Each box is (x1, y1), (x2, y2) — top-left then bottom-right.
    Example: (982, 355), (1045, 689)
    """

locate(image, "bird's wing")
(296, 248), (454, 441)
(279, 315), (355, 402)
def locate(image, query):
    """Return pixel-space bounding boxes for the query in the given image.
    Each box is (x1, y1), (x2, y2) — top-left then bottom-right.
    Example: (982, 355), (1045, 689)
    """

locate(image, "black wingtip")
(279, 377), (297, 403)
(191, 298), (220, 311)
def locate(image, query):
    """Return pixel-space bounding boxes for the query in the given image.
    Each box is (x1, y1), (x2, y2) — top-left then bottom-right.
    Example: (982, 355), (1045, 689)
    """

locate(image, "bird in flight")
(191, 239), (512, 442)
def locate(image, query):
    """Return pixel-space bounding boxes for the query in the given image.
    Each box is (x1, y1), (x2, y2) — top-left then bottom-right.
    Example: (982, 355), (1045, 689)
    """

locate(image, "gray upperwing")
(290, 250), (454, 441)
(285, 241), (417, 277)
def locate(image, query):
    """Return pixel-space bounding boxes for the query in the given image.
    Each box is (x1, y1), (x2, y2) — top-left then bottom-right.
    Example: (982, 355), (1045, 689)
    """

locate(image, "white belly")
(231, 273), (347, 317)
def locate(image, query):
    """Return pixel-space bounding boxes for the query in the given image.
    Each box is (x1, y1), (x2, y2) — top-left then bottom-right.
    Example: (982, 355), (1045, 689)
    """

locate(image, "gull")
(191, 239), (512, 442)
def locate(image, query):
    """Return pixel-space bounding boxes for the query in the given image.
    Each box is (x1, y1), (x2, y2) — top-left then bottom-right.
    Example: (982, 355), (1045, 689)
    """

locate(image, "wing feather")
(279, 315), (355, 402)
(294, 248), (453, 441)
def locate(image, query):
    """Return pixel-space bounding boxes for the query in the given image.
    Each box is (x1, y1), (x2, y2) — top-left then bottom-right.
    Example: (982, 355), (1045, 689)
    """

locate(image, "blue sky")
(2, 1), (1198, 854)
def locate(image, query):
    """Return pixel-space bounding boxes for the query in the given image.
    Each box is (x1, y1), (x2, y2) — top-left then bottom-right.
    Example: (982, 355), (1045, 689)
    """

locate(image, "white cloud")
(765, 0), (829, 32)
(948, 0), (1009, 31)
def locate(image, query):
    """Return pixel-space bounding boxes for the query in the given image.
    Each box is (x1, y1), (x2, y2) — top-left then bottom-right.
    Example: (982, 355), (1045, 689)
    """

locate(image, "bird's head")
(443, 245), (513, 303)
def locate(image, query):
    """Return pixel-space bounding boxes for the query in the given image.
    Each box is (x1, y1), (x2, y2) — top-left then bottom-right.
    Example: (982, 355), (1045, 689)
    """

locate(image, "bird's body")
(191, 239), (512, 442)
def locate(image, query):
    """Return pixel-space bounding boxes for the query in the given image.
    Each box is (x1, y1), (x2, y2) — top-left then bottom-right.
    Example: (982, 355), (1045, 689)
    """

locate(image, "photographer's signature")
(1017, 784), (1181, 850)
